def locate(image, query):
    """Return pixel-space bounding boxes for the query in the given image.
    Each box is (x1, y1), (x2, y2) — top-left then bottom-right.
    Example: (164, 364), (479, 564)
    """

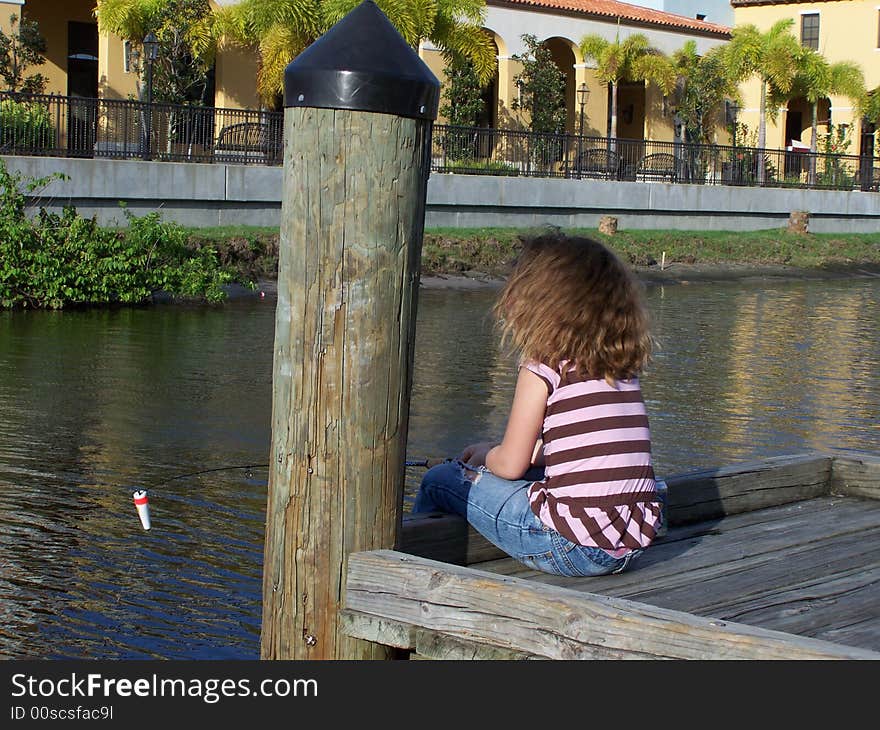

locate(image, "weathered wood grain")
(261, 107), (432, 659)
(664, 453), (832, 526)
(346, 550), (880, 659)
(340, 608), (542, 659)
(478, 497), (876, 593)
(473, 497), (880, 652)
(339, 609), (416, 650)
(830, 452), (880, 500)
(401, 513), (505, 564)
(711, 564), (880, 649)
(628, 529), (878, 615)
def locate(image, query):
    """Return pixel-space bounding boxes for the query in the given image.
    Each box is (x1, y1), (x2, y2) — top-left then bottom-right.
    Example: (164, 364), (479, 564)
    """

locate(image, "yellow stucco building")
(731, 0), (879, 156)
(4, 0), (730, 146)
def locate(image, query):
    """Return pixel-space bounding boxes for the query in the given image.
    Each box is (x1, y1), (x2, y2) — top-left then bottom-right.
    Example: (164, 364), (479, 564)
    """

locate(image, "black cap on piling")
(283, 0), (439, 121)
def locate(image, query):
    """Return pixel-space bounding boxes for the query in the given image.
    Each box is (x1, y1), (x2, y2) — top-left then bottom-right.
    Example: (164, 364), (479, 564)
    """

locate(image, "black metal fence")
(0, 92), (284, 165)
(432, 125), (880, 192)
(1, 92), (877, 192)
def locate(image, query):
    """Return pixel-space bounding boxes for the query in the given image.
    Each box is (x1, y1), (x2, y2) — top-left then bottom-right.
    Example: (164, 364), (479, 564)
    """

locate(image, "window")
(801, 13), (819, 50)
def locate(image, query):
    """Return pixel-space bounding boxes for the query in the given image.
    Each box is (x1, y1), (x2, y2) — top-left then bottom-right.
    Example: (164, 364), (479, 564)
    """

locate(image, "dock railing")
(1, 91), (877, 192)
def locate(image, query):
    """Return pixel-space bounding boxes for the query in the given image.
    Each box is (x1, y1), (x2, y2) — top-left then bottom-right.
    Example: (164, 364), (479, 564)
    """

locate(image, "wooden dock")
(341, 452), (880, 659)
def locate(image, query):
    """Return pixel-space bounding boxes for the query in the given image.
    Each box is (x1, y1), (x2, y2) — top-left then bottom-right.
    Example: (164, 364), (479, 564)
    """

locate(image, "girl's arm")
(484, 367), (547, 479)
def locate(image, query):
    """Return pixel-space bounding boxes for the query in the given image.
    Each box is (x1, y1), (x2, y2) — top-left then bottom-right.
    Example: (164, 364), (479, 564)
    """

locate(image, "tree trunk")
(610, 82), (618, 152)
(757, 80), (767, 184)
(809, 100), (818, 185)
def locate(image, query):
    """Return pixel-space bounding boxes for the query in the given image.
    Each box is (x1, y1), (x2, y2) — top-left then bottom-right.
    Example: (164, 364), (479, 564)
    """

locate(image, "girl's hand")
(460, 441), (498, 467)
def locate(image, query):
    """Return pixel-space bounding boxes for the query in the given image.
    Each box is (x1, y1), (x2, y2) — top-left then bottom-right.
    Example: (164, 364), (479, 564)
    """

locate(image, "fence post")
(859, 118), (875, 192)
(260, 0), (439, 660)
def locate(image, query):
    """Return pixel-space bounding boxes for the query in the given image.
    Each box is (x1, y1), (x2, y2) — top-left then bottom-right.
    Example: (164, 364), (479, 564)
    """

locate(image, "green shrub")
(444, 158), (520, 176)
(0, 98), (54, 150)
(0, 159), (238, 309)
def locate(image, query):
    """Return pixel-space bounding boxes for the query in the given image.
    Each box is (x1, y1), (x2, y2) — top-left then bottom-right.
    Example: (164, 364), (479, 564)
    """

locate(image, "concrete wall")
(3, 155), (878, 233)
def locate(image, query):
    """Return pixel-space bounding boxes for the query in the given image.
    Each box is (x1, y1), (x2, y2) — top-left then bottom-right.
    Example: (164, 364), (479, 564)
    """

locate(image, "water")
(1, 277), (878, 659)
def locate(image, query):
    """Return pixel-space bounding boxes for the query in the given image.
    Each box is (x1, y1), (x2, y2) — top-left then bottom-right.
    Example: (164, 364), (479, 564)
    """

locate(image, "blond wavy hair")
(494, 231), (652, 382)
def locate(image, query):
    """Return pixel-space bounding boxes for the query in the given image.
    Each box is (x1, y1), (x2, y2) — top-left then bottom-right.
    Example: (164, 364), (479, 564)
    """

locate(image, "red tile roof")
(489, 0), (731, 36)
(730, 0), (836, 5)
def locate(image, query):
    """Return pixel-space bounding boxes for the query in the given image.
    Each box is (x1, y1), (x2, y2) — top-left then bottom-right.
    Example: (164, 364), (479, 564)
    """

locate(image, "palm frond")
(864, 87), (880, 124)
(431, 20), (495, 85)
(828, 61), (866, 109)
(257, 23), (312, 102)
(95, 0), (163, 39)
(211, 4), (251, 48)
(634, 53), (676, 95)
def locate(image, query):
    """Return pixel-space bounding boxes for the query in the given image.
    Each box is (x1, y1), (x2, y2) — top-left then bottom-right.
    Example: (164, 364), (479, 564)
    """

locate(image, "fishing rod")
(141, 463), (269, 491)
(144, 457), (443, 491)
(130, 459), (443, 530)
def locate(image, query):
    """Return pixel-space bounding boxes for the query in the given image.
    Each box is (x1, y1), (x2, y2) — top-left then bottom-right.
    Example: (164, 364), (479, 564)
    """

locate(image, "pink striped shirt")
(525, 361), (661, 557)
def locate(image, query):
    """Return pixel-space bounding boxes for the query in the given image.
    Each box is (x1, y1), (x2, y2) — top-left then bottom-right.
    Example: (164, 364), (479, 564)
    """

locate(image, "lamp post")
(141, 32), (159, 160)
(576, 82), (589, 178)
(725, 99), (740, 148)
(725, 100), (742, 184)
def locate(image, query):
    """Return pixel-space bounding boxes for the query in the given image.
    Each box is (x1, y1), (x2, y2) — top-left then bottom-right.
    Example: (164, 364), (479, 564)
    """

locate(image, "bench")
(213, 121), (282, 164)
(856, 166), (880, 192)
(576, 148), (618, 179)
(636, 152), (677, 182)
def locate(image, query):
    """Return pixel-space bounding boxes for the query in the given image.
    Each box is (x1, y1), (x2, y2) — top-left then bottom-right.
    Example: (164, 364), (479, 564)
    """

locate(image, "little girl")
(412, 231), (661, 577)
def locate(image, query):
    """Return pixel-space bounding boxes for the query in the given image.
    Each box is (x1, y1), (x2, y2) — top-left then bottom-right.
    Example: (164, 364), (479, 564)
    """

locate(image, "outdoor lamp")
(143, 32), (159, 62)
(576, 83), (589, 178)
(141, 32), (159, 160)
(577, 83), (590, 111)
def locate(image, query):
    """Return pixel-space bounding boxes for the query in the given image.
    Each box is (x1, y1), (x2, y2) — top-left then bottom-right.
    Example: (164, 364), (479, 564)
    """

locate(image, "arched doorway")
(785, 96), (830, 150)
(613, 81), (646, 142)
(785, 95), (829, 182)
(544, 38), (576, 133)
(477, 31), (501, 131)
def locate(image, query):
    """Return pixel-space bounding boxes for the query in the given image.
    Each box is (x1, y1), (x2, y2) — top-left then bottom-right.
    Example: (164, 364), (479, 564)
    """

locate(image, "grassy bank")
(184, 225), (880, 283)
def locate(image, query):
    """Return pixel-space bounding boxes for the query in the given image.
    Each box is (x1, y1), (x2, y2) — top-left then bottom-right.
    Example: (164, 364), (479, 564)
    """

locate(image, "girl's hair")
(494, 231), (652, 382)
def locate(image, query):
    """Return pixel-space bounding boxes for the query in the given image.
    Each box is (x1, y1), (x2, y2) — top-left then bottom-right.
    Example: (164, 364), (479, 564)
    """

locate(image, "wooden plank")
(340, 608), (543, 658)
(830, 452), (880, 500)
(473, 497), (844, 580)
(346, 550), (880, 659)
(413, 632), (542, 660)
(473, 499), (880, 651)
(339, 609), (417, 650)
(665, 453), (832, 526)
(400, 453), (833, 566)
(600, 498), (880, 600)
(711, 565), (880, 650)
(623, 529), (879, 615)
(400, 513), (505, 565)
(477, 497), (877, 598)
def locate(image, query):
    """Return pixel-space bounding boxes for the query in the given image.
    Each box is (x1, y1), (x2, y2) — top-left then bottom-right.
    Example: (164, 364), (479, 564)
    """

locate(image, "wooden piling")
(260, 1), (439, 660)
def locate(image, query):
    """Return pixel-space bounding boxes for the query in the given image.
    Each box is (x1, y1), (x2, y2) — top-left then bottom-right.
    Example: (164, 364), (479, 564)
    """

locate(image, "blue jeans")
(412, 460), (642, 577)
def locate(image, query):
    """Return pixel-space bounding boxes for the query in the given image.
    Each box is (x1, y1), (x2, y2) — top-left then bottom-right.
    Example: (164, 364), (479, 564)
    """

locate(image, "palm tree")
(213, 0), (496, 106)
(769, 48), (864, 185)
(670, 40), (738, 145)
(866, 87), (880, 126)
(721, 20), (800, 180)
(95, 0), (215, 104)
(579, 32), (675, 149)
(777, 48), (864, 156)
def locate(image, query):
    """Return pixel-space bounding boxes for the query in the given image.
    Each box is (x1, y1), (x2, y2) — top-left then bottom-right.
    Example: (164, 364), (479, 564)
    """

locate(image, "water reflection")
(0, 277), (877, 659)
